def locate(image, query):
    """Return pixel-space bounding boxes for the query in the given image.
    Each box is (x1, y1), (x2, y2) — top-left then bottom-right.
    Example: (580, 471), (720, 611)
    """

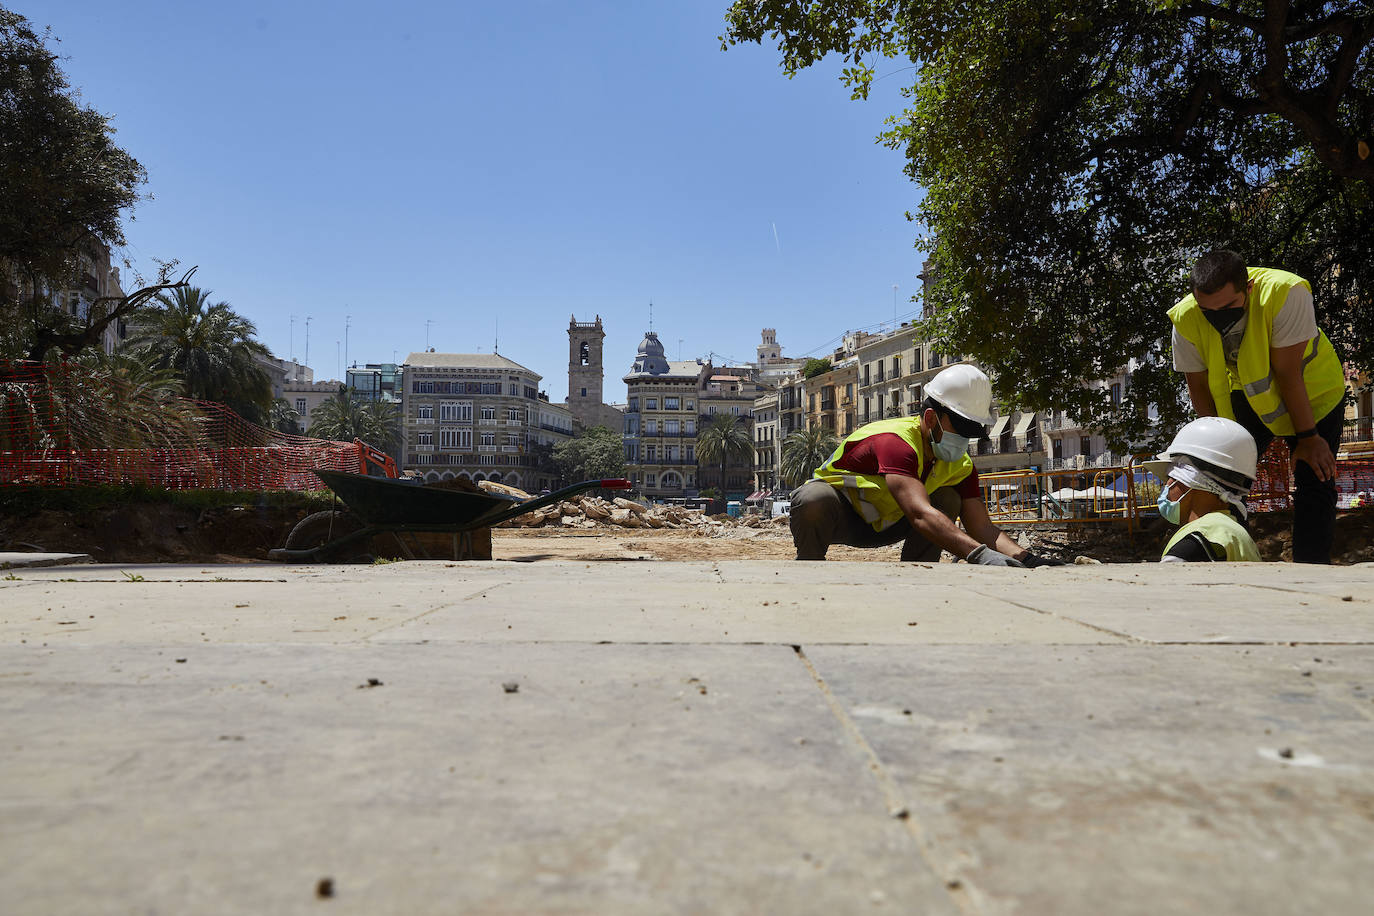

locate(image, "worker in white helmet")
(1144, 417), (1262, 562)
(790, 364), (1062, 567)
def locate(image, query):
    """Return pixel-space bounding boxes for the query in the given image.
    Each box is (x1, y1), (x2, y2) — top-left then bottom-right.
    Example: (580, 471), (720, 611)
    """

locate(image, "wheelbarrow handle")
(599, 479), (632, 489)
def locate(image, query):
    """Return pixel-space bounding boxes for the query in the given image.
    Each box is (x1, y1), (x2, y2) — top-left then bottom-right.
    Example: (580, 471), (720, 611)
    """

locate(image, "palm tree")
(306, 390), (401, 451)
(125, 286), (272, 424)
(270, 398), (301, 435)
(780, 424), (840, 487)
(696, 413), (753, 497)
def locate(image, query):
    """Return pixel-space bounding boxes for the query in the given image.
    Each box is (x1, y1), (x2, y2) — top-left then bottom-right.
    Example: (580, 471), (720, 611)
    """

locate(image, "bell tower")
(568, 315), (606, 425)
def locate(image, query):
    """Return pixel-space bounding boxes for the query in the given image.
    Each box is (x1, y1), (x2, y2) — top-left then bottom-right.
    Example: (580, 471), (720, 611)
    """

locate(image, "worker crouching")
(789, 364), (1060, 568)
(1145, 417), (1261, 563)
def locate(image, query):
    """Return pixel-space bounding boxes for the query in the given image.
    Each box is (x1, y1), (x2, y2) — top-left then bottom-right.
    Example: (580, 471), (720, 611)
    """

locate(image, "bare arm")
(1184, 371), (1217, 417)
(1271, 339), (1335, 480)
(959, 496), (1028, 559)
(885, 472), (982, 558)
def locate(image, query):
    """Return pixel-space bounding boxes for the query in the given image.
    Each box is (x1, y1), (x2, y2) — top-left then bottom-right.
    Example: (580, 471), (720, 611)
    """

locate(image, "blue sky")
(31, 0), (927, 401)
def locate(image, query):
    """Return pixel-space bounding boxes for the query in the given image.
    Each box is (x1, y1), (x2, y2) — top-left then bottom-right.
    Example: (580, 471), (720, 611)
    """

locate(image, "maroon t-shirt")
(831, 432), (981, 500)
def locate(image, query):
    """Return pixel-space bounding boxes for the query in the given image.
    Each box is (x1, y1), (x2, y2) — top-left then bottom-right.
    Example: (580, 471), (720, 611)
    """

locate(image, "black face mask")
(1204, 307), (1245, 333)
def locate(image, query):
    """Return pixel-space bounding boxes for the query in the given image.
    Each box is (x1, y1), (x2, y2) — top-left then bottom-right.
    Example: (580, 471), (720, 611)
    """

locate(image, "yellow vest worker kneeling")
(1144, 418), (1261, 563)
(789, 364), (1062, 567)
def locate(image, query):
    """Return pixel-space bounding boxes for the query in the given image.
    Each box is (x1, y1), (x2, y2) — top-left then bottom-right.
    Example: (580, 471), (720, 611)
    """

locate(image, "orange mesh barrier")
(0, 361), (369, 490)
(1250, 438), (1374, 511)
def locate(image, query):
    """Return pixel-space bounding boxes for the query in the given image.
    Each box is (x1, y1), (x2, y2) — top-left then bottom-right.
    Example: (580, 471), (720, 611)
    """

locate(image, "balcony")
(412, 417), (435, 425)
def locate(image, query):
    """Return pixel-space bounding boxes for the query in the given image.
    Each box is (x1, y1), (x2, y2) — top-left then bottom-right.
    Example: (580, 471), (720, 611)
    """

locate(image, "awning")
(988, 416), (1010, 439)
(745, 490), (766, 501)
(1013, 412), (1037, 438)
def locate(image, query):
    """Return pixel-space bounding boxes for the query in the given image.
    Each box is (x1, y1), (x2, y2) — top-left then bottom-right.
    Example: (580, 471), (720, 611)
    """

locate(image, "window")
(731, 406), (740, 415)
(685, 400), (694, 410)
(892, 356), (901, 377)
(645, 419), (658, 435)
(508, 407), (522, 422)
(580, 387), (587, 397)
(439, 401), (461, 422)
(845, 383), (853, 400)
(686, 445), (695, 462)
(646, 398), (658, 410)
(417, 405), (433, 420)
(665, 419), (679, 435)
(440, 428), (471, 450)
(645, 445), (657, 460)
(913, 350), (923, 372)
(684, 420), (695, 435)
(665, 445), (677, 461)
(509, 384), (519, 396)
(863, 365), (871, 386)
(481, 432), (496, 448)
(417, 432), (433, 448)
(665, 397), (679, 409)
(930, 352), (941, 368)
(415, 380), (435, 393)
(1079, 435), (1092, 457)
(628, 397), (639, 412)
(646, 474), (657, 487)
(506, 433), (521, 448)
(1110, 383), (1122, 405)
(480, 406), (496, 422)
(295, 398), (306, 415)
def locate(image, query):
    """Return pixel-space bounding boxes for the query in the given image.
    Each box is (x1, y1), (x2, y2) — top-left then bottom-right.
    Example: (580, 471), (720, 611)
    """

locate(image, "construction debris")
(495, 495), (790, 534)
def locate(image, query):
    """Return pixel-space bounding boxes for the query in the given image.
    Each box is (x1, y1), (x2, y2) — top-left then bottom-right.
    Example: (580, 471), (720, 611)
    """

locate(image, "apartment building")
(752, 389), (779, 495)
(401, 351), (547, 488)
(698, 368), (763, 498)
(803, 358), (858, 437)
(622, 331), (708, 499)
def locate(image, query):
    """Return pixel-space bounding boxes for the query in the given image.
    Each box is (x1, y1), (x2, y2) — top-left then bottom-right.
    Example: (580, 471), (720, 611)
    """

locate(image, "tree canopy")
(306, 390), (401, 451)
(780, 424), (839, 486)
(803, 357), (833, 379)
(554, 425), (626, 484)
(723, 1), (1373, 448)
(0, 7), (158, 361)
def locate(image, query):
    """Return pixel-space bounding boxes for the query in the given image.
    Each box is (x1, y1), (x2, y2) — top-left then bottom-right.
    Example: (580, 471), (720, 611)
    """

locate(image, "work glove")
(1019, 552), (1067, 568)
(965, 545), (1025, 568)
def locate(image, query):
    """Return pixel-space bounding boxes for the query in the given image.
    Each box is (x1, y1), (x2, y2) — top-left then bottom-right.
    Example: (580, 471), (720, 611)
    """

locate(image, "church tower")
(568, 315), (606, 426)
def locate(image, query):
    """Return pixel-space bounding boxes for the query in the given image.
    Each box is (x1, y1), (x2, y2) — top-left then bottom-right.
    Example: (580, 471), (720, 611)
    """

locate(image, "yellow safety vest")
(1163, 510), (1261, 562)
(812, 417), (974, 532)
(1168, 267), (1344, 436)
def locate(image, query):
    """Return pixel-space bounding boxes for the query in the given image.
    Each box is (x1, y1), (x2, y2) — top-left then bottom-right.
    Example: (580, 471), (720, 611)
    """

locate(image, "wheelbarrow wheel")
(284, 510), (374, 563)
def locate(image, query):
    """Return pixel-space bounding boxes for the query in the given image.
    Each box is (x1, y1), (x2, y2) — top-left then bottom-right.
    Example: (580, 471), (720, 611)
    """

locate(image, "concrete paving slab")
(0, 551), (92, 569)
(805, 643), (1374, 915)
(0, 643), (956, 916)
(363, 563), (1118, 646)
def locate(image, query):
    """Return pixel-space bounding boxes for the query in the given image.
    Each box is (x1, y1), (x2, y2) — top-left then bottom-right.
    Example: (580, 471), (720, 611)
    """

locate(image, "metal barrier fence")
(979, 439), (1374, 530)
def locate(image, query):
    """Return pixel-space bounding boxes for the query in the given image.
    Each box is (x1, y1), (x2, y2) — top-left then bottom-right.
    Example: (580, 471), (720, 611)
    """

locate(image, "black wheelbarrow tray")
(268, 470), (633, 562)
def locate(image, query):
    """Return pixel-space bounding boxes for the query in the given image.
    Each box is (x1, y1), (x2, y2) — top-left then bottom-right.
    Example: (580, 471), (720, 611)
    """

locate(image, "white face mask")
(932, 430), (969, 462)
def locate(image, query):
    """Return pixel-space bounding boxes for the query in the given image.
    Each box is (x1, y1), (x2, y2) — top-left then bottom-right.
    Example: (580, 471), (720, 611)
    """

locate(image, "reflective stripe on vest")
(1162, 510), (1261, 562)
(812, 417), (973, 532)
(1168, 267), (1344, 436)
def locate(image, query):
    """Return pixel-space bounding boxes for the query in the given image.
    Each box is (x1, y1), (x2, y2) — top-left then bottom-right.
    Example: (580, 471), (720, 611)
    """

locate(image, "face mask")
(1157, 488), (1185, 525)
(1203, 306), (1245, 333)
(933, 430), (969, 462)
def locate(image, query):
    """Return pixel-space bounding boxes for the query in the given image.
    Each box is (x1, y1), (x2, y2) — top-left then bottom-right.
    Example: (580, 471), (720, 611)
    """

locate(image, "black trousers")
(789, 479), (961, 561)
(1230, 391), (1345, 564)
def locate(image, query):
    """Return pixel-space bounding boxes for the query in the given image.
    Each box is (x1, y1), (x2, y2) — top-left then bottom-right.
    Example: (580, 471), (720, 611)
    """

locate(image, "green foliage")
(802, 357), (833, 379)
(306, 390), (401, 451)
(724, 1), (1374, 451)
(780, 423), (840, 486)
(553, 425), (626, 483)
(0, 9), (154, 360)
(270, 398), (301, 435)
(125, 286), (273, 423)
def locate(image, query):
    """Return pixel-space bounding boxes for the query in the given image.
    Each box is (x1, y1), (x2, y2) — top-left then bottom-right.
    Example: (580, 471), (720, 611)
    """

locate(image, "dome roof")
(631, 331), (670, 375)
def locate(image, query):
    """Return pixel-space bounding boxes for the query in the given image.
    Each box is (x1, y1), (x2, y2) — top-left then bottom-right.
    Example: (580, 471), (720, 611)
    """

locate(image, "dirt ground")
(3, 502), (1373, 565)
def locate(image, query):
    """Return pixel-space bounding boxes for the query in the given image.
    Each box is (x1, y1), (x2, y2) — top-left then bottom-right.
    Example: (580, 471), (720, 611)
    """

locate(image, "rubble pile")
(495, 495), (790, 533)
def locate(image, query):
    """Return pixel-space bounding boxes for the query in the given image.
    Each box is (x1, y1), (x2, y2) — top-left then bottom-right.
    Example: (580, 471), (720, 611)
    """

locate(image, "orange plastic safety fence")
(0, 361), (361, 490)
(1249, 438), (1374, 512)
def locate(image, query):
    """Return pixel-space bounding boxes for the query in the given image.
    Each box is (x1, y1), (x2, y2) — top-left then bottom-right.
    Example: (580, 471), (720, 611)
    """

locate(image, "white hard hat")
(925, 364), (996, 430)
(1143, 417), (1257, 492)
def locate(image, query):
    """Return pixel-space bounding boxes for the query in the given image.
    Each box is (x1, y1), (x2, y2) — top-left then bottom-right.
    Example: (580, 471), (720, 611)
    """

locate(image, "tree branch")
(26, 266), (198, 362)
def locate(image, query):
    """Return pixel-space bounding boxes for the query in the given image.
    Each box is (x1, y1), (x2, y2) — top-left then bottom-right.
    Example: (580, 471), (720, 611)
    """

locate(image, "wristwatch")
(1295, 427), (1318, 439)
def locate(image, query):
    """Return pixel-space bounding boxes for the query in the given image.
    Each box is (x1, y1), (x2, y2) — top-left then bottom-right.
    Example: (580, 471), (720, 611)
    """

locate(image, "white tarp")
(1049, 486), (1129, 501)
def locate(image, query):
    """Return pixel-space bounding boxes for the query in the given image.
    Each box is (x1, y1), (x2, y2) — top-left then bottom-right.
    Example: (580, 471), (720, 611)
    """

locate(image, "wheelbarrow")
(268, 470), (633, 562)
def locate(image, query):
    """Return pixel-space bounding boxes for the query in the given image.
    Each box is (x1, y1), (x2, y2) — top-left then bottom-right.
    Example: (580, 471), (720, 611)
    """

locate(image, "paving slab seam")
(967, 589), (1146, 643)
(359, 583), (511, 641)
(791, 644), (979, 916)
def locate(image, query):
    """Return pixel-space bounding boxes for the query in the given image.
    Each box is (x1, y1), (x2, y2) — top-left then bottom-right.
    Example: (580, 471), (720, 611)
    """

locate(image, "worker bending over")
(1169, 250), (1345, 562)
(789, 364), (1060, 567)
(1145, 417), (1261, 563)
